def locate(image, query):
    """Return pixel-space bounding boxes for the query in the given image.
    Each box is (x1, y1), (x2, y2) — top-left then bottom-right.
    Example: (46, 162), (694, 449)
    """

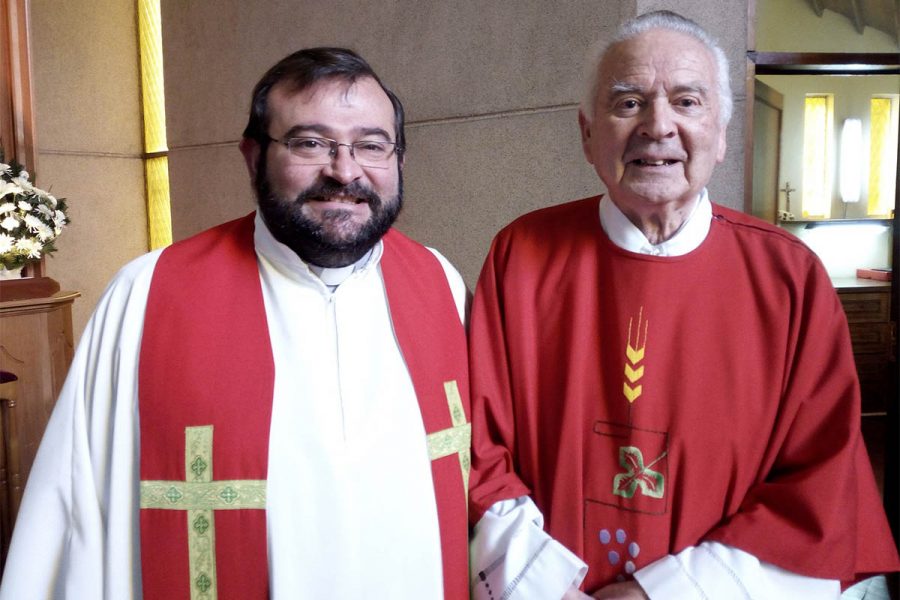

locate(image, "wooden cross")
(426, 380), (471, 495)
(140, 426), (266, 600)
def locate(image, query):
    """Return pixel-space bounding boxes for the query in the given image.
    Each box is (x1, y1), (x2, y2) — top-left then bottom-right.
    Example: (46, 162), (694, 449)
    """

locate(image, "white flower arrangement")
(0, 154), (68, 271)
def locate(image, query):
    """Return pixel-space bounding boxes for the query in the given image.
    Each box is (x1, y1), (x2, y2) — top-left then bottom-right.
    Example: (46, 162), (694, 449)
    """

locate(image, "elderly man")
(0, 48), (470, 599)
(468, 11), (898, 600)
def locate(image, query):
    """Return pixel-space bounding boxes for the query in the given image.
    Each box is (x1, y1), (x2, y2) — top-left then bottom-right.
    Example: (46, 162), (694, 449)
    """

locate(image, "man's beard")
(255, 159), (402, 268)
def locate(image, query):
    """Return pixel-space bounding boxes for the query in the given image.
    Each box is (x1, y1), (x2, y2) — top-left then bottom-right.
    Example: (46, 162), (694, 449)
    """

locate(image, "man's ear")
(239, 137), (261, 180)
(578, 110), (595, 165)
(716, 124), (727, 163)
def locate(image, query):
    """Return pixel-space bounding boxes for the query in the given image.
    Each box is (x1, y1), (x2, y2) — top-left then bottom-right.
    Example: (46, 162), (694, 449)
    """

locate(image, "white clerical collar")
(308, 251), (374, 289)
(598, 189), (712, 256)
(253, 211), (382, 289)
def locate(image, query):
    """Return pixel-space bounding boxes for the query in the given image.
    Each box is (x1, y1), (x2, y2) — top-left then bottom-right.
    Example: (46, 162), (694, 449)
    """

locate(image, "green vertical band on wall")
(138, 0), (172, 249)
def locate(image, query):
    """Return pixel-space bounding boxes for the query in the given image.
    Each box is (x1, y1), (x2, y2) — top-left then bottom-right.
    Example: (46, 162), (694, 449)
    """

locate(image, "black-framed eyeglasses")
(266, 135), (403, 169)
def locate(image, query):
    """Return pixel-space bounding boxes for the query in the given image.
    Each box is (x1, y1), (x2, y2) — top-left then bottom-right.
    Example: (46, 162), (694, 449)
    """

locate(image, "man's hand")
(562, 581), (649, 600)
(562, 586), (594, 600)
(590, 581), (649, 599)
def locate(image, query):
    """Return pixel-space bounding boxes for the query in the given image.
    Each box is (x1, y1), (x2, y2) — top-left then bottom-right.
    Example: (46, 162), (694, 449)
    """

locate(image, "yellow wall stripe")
(137, 0), (172, 249)
(145, 157), (172, 248)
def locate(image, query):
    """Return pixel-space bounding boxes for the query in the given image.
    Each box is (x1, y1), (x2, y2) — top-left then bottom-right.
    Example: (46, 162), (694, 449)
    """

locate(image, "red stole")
(139, 213), (470, 599)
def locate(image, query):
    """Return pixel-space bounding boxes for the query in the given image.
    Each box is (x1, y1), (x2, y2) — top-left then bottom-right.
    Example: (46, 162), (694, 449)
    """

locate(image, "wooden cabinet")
(0, 291), (78, 566)
(834, 278), (894, 498)
(835, 280), (893, 413)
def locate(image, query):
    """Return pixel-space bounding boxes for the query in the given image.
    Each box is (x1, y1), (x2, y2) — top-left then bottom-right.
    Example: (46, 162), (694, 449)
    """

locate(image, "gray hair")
(581, 10), (732, 127)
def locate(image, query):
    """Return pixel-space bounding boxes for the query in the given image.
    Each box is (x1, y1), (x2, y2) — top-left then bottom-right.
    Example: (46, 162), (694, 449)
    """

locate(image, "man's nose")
(638, 100), (676, 140)
(321, 144), (364, 184)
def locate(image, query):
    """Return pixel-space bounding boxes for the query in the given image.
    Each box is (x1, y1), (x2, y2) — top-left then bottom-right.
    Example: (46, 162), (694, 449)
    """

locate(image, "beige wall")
(29, 0), (148, 335)
(31, 0), (749, 337)
(161, 0), (748, 288)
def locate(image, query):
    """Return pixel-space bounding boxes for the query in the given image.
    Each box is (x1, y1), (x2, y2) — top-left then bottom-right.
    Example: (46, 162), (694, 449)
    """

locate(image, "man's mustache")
(294, 180), (381, 208)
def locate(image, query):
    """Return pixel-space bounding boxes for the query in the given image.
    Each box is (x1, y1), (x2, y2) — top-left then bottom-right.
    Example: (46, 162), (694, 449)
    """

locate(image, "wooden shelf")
(0, 290), (79, 569)
(778, 218), (893, 228)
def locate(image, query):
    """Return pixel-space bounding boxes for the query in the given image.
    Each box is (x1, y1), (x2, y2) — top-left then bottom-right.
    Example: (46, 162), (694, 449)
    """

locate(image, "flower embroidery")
(613, 446), (666, 499)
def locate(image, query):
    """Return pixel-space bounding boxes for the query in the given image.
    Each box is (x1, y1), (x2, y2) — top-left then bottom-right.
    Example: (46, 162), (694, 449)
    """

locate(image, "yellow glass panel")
(868, 97), (898, 217)
(801, 96), (832, 218)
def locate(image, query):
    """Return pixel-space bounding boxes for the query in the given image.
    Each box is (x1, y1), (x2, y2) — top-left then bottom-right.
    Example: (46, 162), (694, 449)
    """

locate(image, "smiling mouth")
(312, 195), (367, 204)
(632, 159), (678, 166)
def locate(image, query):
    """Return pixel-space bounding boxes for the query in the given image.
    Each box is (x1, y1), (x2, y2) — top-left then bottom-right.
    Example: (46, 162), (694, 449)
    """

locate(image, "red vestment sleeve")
(705, 259), (899, 583)
(468, 231), (532, 524)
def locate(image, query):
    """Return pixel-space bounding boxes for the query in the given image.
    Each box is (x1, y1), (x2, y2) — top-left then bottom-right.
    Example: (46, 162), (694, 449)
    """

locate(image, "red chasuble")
(139, 213), (470, 599)
(468, 196), (900, 591)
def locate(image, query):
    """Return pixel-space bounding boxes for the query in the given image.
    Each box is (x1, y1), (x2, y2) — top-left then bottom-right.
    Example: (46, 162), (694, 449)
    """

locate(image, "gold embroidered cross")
(140, 426), (266, 600)
(426, 380), (471, 496)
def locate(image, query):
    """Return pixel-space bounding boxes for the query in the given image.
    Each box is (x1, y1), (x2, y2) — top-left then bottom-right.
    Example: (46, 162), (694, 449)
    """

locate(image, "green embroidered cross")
(426, 380), (471, 497)
(612, 446), (666, 499)
(140, 426), (266, 600)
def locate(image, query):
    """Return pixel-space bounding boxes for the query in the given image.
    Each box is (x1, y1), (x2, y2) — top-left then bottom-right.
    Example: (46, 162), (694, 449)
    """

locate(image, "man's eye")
(295, 138), (327, 149)
(617, 99), (640, 111)
(675, 98), (699, 108)
(356, 141), (388, 152)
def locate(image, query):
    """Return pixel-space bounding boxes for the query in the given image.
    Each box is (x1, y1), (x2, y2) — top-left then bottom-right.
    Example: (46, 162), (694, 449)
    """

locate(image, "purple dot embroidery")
(599, 529), (611, 544)
(608, 551), (620, 565)
(625, 561), (636, 574)
(616, 529), (627, 544)
(628, 542), (640, 558)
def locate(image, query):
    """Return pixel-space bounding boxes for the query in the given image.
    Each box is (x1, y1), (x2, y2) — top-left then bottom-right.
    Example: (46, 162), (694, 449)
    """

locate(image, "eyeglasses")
(267, 135), (403, 168)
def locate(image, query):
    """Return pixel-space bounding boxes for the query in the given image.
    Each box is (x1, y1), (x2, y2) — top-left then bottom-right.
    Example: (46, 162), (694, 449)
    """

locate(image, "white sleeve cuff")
(633, 542), (841, 600)
(471, 496), (587, 600)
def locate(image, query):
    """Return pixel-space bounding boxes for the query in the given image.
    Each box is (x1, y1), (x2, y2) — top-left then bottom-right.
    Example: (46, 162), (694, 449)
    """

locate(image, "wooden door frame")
(751, 78), (784, 222)
(1, 0), (44, 277)
(0, 0), (35, 170)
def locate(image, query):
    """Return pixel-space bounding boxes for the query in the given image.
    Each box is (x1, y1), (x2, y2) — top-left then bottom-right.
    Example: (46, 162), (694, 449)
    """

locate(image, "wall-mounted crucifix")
(779, 181), (796, 213)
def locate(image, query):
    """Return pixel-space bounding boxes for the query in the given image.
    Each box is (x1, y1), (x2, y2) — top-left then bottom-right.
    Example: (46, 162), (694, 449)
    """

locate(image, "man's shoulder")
(109, 249), (165, 290)
(507, 197), (600, 229)
(162, 213), (256, 260)
(711, 203), (812, 252)
(383, 226), (430, 253)
(382, 227), (464, 284)
(498, 197), (601, 243)
(710, 203), (828, 280)
(381, 228), (469, 325)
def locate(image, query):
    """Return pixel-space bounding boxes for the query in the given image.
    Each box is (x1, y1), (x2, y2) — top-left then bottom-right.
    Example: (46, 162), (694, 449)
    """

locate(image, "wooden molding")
(0, 0), (36, 172)
(748, 51), (900, 74)
(743, 56), (757, 215)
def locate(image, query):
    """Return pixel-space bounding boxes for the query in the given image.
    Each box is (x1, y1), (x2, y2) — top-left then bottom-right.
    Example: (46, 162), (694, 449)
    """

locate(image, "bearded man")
(1, 48), (470, 599)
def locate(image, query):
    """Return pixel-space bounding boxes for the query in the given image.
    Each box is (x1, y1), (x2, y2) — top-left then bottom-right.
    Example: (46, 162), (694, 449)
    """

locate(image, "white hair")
(581, 10), (733, 127)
